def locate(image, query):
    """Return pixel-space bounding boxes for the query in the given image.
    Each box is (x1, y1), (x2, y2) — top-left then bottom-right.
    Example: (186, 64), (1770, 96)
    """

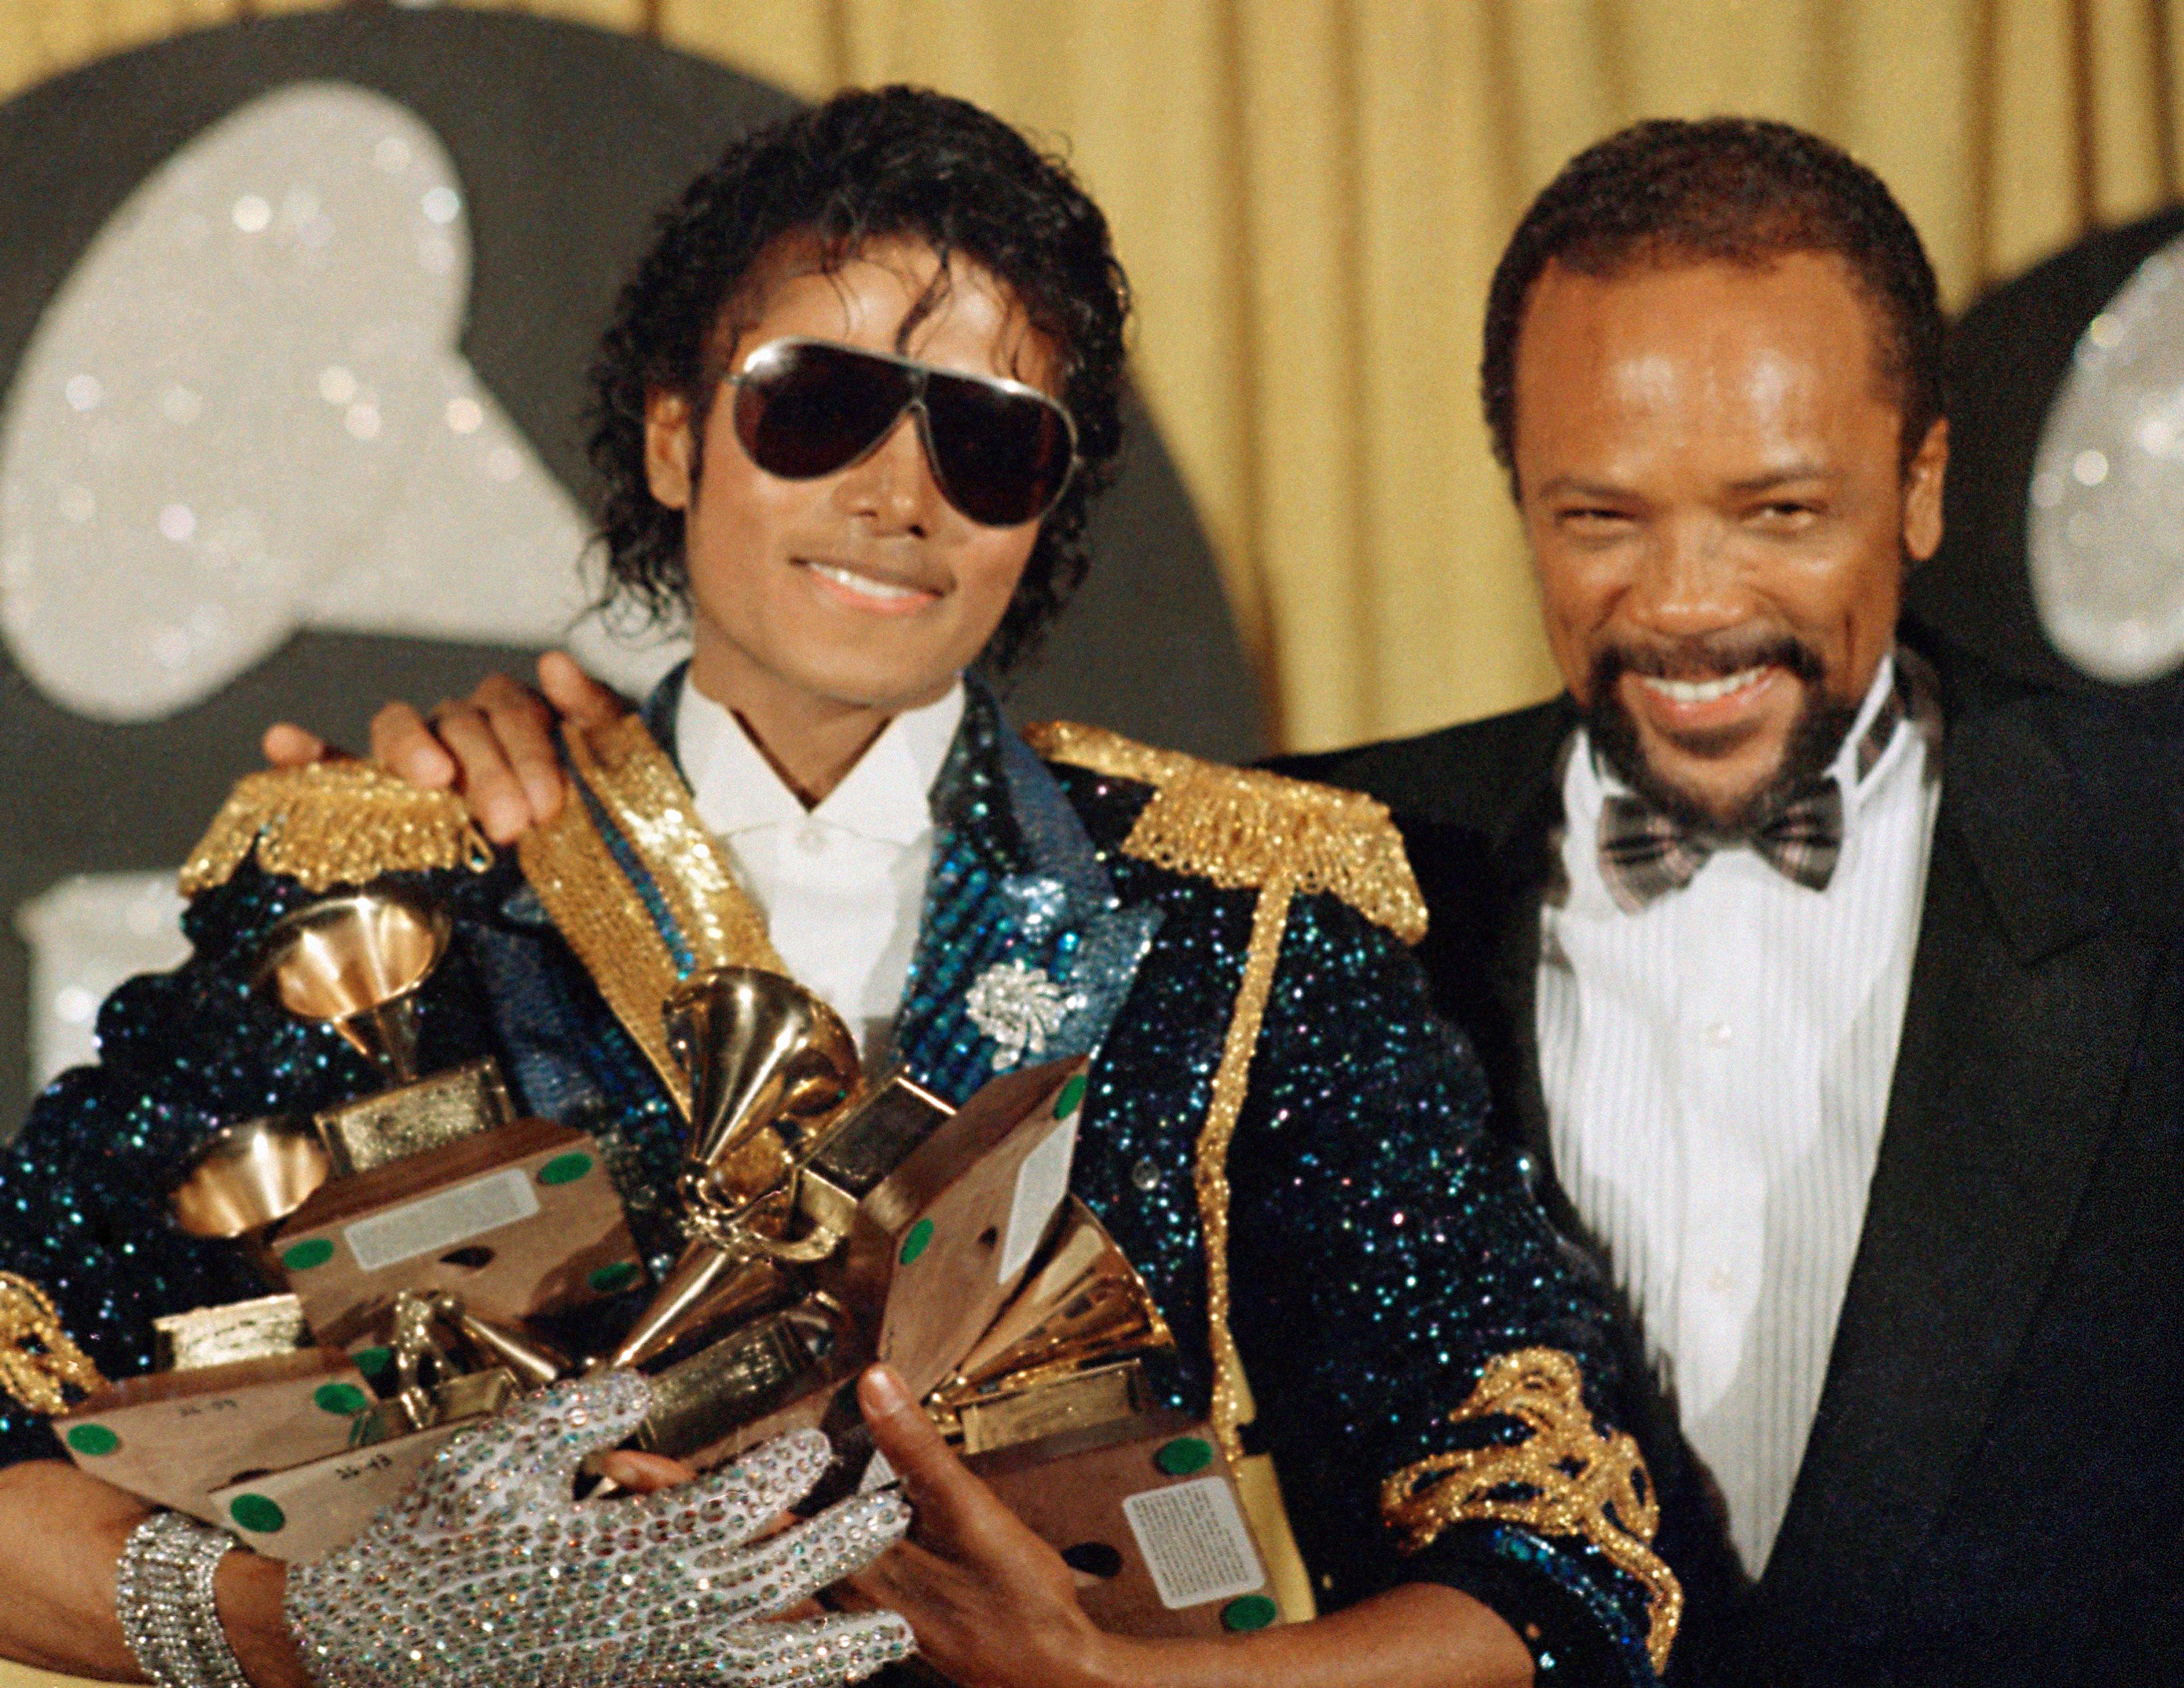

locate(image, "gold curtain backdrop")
(4, 0), (2182, 750)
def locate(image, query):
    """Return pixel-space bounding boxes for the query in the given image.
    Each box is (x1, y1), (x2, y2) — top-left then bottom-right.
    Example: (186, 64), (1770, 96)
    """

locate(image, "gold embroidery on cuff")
(1024, 721), (1426, 943)
(517, 717), (783, 1118)
(180, 764), (491, 897)
(1380, 1347), (1682, 1673)
(0, 1273), (104, 1415)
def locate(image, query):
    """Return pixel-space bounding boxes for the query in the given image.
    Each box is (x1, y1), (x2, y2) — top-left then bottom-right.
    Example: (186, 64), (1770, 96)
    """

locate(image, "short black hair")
(1481, 117), (1945, 491)
(589, 86), (1130, 673)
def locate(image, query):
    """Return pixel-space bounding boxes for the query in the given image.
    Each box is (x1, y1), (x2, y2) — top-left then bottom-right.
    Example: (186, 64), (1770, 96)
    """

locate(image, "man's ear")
(645, 389), (696, 510)
(1902, 416), (1948, 565)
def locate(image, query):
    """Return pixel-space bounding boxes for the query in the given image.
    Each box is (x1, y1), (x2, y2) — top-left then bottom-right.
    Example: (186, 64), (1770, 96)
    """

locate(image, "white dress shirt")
(1537, 655), (1941, 1576)
(676, 678), (963, 1059)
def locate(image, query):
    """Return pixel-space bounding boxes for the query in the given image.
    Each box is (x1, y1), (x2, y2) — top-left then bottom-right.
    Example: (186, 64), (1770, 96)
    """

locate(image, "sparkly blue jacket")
(0, 676), (1676, 1682)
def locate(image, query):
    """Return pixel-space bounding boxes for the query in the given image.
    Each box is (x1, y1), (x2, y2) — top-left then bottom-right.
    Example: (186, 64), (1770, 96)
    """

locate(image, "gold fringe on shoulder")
(0, 1273), (104, 1416)
(1380, 1347), (1682, 1673)
(1023, 721), (1426, 944)
(180, 763), (492, 897)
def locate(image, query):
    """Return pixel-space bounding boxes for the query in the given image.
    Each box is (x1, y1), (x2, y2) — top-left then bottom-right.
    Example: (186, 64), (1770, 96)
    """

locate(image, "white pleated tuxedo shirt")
(675, 678), (963, 1060)
(1537, 654), (1942, 1576)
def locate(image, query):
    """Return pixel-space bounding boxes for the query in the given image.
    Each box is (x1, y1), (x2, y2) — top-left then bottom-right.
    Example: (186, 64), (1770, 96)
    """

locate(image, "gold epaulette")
(1023, 721), (1426, 945)
(1380, 1347), (1682, 1673)
(0, 1273), (104, 1415)
(179, 762), (493, 897)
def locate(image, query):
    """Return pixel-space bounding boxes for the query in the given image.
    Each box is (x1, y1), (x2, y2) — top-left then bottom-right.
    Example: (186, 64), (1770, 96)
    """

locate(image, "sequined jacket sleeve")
(1050, 746), (1674, 1685)
(0, 860), (508, 1463)
(1231, 884), (1673, 1679)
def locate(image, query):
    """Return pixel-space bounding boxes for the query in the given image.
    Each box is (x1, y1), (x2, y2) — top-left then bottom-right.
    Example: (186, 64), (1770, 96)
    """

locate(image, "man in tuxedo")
(1281, 118), (2184, 1685)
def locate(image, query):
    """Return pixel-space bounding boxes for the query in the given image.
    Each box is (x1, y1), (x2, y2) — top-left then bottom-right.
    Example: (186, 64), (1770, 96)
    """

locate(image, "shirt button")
(1705, 1020), (1734, 1046)
(1708, 1268), (1735, 1294)
(1131, 1157), (1162, 1193)
(795, 824), (828, 856)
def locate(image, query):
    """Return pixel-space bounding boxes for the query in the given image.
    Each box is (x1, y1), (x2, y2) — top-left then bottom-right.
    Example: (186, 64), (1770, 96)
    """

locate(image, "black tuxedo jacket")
(1277, 639), (2184, 1686)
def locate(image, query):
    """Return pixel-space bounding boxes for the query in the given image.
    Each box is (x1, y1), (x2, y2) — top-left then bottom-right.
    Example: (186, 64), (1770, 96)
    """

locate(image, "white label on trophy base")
(1122, 1476), (1266, 1610)
(342, 1167), (541, 1271)
(1000, 1117), (1079, 1282)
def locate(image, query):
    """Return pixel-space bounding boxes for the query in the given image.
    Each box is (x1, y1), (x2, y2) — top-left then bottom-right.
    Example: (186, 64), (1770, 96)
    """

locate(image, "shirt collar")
(676, 677), (966, 846)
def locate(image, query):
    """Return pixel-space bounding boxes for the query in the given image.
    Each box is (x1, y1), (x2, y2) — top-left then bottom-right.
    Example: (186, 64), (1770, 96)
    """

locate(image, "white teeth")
(1639, 666), (1765, 704)
(808, 561), (922, 602)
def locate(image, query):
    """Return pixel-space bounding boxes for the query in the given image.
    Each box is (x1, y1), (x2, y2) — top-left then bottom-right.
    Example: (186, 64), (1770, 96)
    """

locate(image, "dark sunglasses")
(726, 337), (1080, 528)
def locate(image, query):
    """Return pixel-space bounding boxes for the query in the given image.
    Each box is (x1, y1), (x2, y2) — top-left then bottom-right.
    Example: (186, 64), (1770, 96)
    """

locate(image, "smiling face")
(1511, 251), (1947, 826)
(645, 235), (1057, 734)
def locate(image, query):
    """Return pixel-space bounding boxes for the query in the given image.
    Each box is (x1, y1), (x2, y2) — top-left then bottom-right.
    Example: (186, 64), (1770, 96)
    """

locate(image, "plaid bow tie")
(1598, 783), (1845, 912)
(1594, 664), (1911, 913)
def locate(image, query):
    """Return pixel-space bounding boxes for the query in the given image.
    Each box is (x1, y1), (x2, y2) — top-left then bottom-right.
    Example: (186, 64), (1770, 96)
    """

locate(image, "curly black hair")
(1482, 117), (1945, 493)
(589, 85), (1131, 673)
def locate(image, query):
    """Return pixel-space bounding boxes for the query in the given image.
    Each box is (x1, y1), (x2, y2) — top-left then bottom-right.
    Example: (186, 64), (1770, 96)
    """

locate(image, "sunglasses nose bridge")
(837, 382), (949, 527)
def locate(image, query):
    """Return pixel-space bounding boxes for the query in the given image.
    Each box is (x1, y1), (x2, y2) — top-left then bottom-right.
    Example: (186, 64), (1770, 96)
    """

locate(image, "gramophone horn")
(254, 889), (450, 1083)
(664, 966), (859, 1210)
(170, 1114), (332, 1240)
(943, 1199), (1174, 1398)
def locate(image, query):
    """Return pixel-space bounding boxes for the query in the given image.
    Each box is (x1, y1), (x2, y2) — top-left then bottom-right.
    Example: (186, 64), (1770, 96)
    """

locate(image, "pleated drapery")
(3, 0), (2180, 751)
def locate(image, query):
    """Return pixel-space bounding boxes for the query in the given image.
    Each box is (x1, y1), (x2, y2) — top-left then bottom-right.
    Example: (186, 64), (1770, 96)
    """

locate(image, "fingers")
(369, 700), (457, 789)
(723, 1612), (915, 1688)
(261, 721), (338, 767)
(487, 1368), (655, 1482)
(858, 1364), (996, 1555)
(592, 1447), (697, 1493)
(470, 671), (569, 825)
(398, 700), (532, 842)
(693, 1489), (912, 1620)
(537, 649), (633, 730)
(648, 1428), (834, 1550)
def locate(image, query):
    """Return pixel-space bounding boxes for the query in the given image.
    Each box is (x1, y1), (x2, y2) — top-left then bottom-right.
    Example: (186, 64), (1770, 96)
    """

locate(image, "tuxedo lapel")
(1758, 703), (2141, 1621)
(892, 684), (1158, 1103)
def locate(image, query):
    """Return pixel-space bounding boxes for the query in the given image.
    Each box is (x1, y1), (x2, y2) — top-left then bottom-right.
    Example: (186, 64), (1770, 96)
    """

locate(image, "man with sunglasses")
(0, 89), (1673, 1688)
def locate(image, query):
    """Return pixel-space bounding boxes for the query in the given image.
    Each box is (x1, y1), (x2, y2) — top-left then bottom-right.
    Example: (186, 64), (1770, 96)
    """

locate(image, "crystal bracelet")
(114, 1511), (254, 1688)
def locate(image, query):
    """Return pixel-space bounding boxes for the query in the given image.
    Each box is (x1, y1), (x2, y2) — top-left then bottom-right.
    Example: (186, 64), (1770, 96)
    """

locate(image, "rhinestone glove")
(285, 1369), (913, 1688)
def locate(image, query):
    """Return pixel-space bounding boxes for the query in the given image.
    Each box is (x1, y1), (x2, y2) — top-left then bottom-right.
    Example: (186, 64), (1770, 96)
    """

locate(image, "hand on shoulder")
(259, 651), (630, 843)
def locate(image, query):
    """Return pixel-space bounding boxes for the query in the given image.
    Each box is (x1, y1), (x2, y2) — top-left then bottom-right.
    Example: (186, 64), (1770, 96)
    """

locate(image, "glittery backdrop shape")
(0, 81), (680, 724)
(2029, 226), (2184, 685)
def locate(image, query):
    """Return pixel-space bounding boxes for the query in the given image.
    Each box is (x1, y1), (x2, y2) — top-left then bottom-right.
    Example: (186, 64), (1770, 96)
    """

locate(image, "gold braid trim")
(517, 715), (783, 1116)
(1023, 721), (1426, 944)
(1380, 1347), (1682, 1674)
(0, 1273), (103, 1415)
(179, 763), (491, 897)
(1194, 878), (1293, 1464)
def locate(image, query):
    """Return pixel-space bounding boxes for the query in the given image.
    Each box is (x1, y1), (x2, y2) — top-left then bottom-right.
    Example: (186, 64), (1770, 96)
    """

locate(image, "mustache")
(1589, 632), (1826, 694)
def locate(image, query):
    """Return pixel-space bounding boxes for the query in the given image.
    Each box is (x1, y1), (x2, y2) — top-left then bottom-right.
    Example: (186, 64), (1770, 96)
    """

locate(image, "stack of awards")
(58, 882), (1275, 1639)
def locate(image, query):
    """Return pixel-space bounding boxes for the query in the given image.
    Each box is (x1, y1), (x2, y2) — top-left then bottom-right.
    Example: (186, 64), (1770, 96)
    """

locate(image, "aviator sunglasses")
(726, 336), (1081, 528)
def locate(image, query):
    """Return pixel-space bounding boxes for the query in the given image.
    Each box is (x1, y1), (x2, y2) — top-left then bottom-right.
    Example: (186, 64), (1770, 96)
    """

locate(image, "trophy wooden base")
(54, 1346), (379, 1522)
(272, 1118), (642, 1340)
(966, 1410), (1277, 1640)
(205, 1415), (478, 1562)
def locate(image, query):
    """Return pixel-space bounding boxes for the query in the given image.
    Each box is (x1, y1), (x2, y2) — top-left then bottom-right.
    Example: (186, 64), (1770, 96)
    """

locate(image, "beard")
(1585, 630), (1862, 835)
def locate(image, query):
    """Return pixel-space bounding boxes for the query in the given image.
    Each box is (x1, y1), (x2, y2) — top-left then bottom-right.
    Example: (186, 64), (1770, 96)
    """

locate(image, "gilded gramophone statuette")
(258, 885), (644, 1341)
(601, 966), (861, 1373)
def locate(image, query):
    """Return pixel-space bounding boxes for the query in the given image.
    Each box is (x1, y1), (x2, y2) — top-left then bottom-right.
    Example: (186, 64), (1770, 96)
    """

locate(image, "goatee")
(1586, 634), (1861, 835)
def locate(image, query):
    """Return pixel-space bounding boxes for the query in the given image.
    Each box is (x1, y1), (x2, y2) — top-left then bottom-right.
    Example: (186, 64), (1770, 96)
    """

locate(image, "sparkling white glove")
(285, 1369), (913, 1688)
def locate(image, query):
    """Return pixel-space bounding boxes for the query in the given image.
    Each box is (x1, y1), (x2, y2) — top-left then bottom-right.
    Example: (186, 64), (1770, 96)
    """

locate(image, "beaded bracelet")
(114, 1512), (254, 1688)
